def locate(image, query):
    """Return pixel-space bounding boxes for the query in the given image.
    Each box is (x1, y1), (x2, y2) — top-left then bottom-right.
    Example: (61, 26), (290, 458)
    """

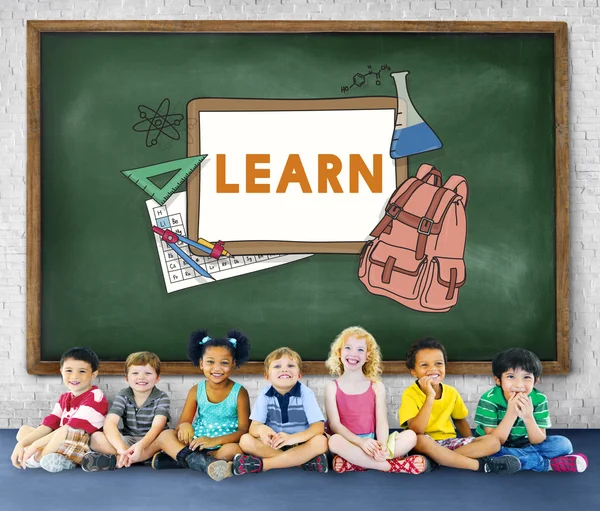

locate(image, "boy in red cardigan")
(10, 347), (108, 473)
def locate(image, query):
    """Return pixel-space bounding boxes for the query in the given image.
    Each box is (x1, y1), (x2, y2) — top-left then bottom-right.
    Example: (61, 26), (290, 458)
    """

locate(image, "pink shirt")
(334, 379), (376, 436)
(42, 386), (108, 434)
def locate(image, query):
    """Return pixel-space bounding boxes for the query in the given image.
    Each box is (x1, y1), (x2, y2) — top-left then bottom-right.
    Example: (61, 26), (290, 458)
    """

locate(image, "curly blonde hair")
(325, 326), (382, 381)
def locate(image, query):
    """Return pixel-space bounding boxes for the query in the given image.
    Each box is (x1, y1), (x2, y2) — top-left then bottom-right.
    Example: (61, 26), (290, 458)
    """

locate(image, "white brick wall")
(1, 0), (599, 429)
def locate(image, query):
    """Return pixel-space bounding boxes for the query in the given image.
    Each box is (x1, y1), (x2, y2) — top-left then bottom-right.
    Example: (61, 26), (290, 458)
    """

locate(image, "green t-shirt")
(474, 386), (550, 444)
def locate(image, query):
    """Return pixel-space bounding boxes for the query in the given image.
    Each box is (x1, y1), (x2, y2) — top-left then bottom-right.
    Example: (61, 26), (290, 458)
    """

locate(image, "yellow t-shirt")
(398, 382), (469, 440)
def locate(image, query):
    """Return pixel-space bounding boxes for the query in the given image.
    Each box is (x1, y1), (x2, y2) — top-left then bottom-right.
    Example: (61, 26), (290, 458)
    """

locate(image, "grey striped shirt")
(108, 386), (170, 436)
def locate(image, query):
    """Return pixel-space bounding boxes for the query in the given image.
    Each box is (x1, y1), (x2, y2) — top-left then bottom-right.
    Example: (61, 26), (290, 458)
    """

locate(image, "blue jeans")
(493, 435), (572, 472)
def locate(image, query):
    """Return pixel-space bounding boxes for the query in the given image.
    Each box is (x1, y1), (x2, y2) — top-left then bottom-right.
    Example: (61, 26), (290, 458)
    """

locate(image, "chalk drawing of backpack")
(358, 164), (468, 313)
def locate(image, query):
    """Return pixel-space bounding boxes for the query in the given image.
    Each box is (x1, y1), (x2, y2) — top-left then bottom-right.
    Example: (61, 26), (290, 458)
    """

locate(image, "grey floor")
(1, 429), (597, 511)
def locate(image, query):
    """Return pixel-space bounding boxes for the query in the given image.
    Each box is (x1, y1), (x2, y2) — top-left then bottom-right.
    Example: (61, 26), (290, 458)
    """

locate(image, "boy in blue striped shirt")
(474, 348), (587, 473)
(233, 347), (328, 475)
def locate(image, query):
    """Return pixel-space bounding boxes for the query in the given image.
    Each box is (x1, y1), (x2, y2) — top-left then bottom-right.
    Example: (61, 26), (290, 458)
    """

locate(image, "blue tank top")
(192, 380), (241, 443)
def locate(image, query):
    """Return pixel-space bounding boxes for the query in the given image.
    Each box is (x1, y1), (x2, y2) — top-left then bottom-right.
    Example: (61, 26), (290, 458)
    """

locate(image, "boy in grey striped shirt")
(80, 352), (170, 471)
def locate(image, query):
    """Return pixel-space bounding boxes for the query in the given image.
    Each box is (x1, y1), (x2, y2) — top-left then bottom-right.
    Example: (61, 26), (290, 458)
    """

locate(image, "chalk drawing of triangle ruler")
(121, 155), (207, 205)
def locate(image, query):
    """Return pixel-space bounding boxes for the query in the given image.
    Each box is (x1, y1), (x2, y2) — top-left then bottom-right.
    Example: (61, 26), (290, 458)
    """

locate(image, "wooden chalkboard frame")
(26, 20), (569, 376)
(186, 97), (408, 256)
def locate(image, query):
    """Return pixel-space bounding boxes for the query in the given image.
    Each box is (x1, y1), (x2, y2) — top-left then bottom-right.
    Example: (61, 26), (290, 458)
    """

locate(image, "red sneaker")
(550, 453), (588, 473)
(232, 454), (263, 476)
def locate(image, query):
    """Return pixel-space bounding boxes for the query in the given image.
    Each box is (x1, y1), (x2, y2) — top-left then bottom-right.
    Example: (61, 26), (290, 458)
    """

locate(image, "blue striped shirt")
(251, 382), (324, 434)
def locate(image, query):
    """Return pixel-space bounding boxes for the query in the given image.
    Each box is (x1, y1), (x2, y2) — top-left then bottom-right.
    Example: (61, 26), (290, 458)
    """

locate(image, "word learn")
(216, 154), (383, 194)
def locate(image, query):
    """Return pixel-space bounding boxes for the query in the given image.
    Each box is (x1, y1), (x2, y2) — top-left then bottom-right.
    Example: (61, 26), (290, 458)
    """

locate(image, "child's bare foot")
(409, 455), (425, 473)
(387, 455), (434, 474)
(333, 455), (367, 473)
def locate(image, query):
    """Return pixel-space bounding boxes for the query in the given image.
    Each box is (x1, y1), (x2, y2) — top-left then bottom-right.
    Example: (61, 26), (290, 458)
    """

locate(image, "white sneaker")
(40, 453), (76, 473)
(25, 455), (42, 468)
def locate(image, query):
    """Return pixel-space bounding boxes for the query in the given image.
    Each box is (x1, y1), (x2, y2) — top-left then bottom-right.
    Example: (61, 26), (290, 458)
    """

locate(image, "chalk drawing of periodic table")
(146, 192), (312, 293)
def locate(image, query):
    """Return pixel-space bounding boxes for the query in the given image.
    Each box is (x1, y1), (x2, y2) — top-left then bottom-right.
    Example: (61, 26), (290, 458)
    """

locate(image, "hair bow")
(200, 336), (211, 344)
(229, 338), (237, 347)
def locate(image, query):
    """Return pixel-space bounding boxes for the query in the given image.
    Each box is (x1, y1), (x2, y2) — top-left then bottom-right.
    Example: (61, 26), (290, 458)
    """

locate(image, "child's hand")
(270, 432), (295, 450)
(114, 447), (131, 468)
(259, 426), (276, 447)
(11, 443), (25, 469)
(360, 438), (382, 458)
(417, 376), (437, 398)
(515, 393), (534, 419)
(372, 445), (388, 462)
(21, 444), (39, 469)
(507, 392), (520, 416)
(125, 442), (144, 464)
(190, 436), (218, 451)
(177, 423), (195, 445)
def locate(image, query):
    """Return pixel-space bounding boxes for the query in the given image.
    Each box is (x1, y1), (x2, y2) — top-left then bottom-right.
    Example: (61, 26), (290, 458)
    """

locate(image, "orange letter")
(318, 154), (343, 193)
(216, 154), (239, 193)
(349, 154), (382, 193)
(276, 154), (312, 193)
(246, 154), (270, 193)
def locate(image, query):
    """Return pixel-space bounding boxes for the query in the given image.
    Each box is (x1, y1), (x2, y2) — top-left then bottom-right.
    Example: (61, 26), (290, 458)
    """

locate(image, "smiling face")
(200, 346), (234, 385)
(410, 348), (446, 387)
(495, 367), (537, 401)
(60, 358), (98, 396)
(266, 355), (301, 394)
(341, 335), (368, 373)
(126, 364), (159, 394)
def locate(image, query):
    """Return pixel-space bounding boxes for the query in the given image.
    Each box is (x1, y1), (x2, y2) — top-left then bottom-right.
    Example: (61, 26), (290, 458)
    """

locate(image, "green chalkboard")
(27, 21), (569, 375)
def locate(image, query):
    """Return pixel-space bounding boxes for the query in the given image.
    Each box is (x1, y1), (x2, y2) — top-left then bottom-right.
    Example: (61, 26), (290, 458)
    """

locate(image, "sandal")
(332, 455), (367, 474)
(387, 454), (432, 475)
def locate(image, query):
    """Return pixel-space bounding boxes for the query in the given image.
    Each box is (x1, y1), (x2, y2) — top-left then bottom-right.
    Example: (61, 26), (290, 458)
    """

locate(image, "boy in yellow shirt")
(399, 337), (520, 474)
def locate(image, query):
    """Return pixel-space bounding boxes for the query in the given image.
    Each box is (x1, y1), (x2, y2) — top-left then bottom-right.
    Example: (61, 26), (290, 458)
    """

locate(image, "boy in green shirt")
(474, 348), (588, 473)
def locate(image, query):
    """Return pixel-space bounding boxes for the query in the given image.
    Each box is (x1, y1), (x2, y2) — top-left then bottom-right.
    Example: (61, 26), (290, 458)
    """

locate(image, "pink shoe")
(550, 453), (588, 473)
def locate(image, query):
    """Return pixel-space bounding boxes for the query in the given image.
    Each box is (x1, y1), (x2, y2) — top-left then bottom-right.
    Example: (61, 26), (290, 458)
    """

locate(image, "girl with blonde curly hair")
(325, 326), (433, 475)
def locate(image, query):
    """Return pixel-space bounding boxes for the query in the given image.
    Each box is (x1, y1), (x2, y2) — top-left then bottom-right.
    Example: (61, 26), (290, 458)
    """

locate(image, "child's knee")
(157, 429), (175, 440)
(89, 431), (106, 450)
(327, 434), (345, 454)
(398, 429), (417, 446)
(90, 431), (104, 441)
(16, 425), (34, 441)
(486, 434), (501, 453)
(239, 433), (255, 452)
(414, 434), (432, 451)
(546, 435), (573, 455)
(310, 435), (328, 454)
(214, 443), (242, 460)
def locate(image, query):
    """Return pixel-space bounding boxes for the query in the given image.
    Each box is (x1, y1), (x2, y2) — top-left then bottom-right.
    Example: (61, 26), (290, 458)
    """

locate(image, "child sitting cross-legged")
(325, 326), (433, 474)
(400, 337), (521, 475)
(80, 351), (170, 471)
(151, 329), (252, 481)
(11, 347), (108, 473)
(233, 347), (329, 475)
(474, 348), (588, 473)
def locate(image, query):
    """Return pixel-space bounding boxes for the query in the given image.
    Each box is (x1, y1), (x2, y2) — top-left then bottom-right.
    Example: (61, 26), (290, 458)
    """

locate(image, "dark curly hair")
(187, 329), (250, 368)
(405, 337), (448, 370)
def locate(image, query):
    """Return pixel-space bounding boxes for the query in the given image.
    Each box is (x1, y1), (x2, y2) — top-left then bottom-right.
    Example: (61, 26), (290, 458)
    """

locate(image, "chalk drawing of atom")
(132, 98), (184, 148)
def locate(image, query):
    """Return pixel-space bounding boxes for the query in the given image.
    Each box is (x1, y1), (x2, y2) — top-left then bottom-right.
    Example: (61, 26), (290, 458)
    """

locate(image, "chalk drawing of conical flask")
(390, 71), (442, 159)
